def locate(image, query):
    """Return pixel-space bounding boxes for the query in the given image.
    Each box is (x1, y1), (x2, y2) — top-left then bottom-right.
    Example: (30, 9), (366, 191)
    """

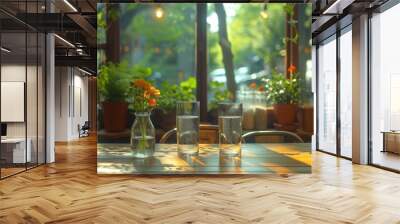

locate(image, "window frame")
(314, 18), (353, 160)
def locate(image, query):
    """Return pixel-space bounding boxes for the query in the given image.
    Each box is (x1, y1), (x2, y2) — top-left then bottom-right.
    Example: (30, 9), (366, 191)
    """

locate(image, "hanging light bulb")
(155, 6), (164, 19)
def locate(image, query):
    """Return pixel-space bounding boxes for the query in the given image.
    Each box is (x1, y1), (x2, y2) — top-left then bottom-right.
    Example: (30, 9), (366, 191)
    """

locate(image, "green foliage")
(98, 61), (151, 102)
(283, 4), (298, 45)
(208, 81), (232, 110)
(228, 4), (287, 73)
(157, 77), (196, 111)
(97, 9), (107, 29)
(120, 4), (196, 84)
(97, 4), (119, 44)
(97, 5), (106, 44)
(263, 73), (300, 105)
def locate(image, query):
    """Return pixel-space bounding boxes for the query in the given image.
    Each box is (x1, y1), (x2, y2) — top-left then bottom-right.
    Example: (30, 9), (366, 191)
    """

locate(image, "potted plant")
(263, 66), (300, 125)
(155, 77), (196, 131)
(98, 61), (151, 132)
(130, 79), (160, 158)
(208, 81), (233, 124)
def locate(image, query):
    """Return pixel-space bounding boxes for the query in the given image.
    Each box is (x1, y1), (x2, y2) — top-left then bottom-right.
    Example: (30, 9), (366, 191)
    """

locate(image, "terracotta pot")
(302, 106), (314, 132)
(103, 101), (128, 132)
(273, 104), (298, 125)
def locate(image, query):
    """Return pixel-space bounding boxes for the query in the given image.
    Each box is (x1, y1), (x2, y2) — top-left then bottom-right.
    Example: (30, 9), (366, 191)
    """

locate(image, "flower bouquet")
(130, 79), (160, 158)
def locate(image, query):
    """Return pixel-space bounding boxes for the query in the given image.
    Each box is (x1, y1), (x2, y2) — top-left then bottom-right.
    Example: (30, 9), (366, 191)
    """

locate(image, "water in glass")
(219, 115), (242, 156)
(177, 115), (199, 154)
(131, 136), (155, 158)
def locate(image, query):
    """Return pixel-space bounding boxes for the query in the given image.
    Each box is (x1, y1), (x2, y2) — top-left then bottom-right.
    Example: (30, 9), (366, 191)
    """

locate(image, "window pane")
(371, 3), (400, 171)
(97, 3), (196, 143)
(318, 37), (337, 154)
(340, 29), (352, 158)
(206, 3), (313, 143)
(1, 31), (28, 177)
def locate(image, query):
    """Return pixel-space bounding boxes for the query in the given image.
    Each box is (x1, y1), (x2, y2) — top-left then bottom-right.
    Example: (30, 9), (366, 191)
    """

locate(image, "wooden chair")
(242, 130), (304, 143)
(159, 124), (219, 144)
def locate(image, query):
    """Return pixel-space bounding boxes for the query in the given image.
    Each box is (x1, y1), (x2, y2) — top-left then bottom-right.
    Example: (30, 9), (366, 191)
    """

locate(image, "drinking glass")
(176, 101), (200, 155)
(218, 103), (243, 156)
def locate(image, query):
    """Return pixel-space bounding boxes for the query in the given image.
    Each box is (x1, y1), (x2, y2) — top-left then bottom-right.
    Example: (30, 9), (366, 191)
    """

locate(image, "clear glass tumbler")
(176, 101), (200, 155)
(218, 102), (243, 156)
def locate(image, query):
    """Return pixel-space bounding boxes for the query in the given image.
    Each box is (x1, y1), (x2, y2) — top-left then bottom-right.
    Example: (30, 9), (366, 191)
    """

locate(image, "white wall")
(55, 66), (69, 141)
(55, 67), (89, 141)
(1, 64), (36, 137)
(1, 65), (28, 138)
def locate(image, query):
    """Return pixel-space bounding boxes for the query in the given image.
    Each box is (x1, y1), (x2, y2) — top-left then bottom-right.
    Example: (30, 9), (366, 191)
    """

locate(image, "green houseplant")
(153, 77), (196, 131)
(98, 61), (151, 132)
(263, 67), (300, 125)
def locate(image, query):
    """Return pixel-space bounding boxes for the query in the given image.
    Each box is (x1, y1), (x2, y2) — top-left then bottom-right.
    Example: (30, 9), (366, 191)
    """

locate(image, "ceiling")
(1, 0), (395, 73)
(311, 0), (390, 42)
(0, 0), (97, 73)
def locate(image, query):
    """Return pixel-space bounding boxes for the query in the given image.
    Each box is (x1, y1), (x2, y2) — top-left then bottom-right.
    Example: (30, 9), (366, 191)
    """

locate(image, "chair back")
(82, 121), (90, 129)
(160, 124), (219, 144)
(242, 130), (304, 143)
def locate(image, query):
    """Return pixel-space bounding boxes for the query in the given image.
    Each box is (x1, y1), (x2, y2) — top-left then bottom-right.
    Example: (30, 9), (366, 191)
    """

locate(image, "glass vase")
(130, 112), (155, 158)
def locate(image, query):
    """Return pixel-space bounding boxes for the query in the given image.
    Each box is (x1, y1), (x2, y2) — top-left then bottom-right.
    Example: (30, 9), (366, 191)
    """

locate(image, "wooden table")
(97, 143), (311, 175)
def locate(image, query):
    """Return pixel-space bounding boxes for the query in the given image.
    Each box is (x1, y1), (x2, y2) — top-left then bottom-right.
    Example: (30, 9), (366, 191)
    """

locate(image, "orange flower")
(258, 86), (265, 92)
(148, 98), (157, 107)
(143, 90), (150, 99)
(249, 82), (257, 89)
(133, 79), (150, 89)
(148, 86), (160, 97)
(288, 64), (297, 74)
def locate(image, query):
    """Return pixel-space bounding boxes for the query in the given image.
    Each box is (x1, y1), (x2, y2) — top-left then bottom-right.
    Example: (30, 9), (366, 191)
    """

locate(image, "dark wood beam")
(196, 3), (208, 122)
(105, 4), (120, 63)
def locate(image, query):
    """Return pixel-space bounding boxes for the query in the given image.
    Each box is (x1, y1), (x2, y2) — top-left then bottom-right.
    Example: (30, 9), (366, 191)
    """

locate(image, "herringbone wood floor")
(1, 135), (400, 224)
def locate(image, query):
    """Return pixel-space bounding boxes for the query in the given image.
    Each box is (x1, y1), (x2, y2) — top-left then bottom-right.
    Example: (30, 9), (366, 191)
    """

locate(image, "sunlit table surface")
(97, 143), (311, 175)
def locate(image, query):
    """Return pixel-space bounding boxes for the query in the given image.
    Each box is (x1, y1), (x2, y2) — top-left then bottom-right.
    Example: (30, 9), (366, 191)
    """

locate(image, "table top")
(1, 138), (28, 143)
(97, 143), (311, 175)
(381, 131), (400, 134)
